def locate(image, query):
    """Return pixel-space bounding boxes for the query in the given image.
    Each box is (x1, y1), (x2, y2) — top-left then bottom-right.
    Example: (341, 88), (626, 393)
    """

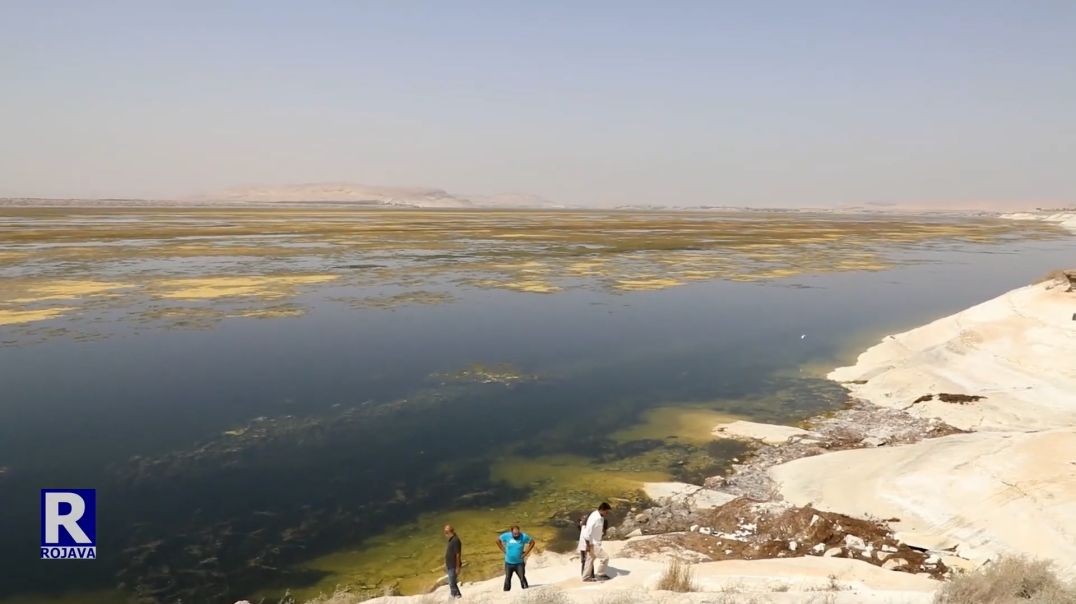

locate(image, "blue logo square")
(40, 489), (96, 548)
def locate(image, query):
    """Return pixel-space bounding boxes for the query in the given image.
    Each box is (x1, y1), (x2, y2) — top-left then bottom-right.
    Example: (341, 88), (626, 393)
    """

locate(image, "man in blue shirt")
(497, 525), (535, 591)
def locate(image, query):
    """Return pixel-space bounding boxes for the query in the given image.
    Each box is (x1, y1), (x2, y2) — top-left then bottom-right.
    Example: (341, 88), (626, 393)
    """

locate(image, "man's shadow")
(603, 565), (631, 579)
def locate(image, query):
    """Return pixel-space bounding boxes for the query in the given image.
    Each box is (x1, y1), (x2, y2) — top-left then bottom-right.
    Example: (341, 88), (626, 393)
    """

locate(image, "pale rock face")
(642, 481), (737, 510)
(388, 554), (939, 604)
(829, 279), (1076, 432)
(771, 275), (1076, 579)
(1001, 211), (1076, 234)
(712, 420), (818, 445)
(771, 428), (1076, 575)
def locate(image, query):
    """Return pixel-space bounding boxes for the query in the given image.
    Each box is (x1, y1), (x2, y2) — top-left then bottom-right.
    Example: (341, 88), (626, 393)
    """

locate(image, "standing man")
(497, 525), (535, 591)
(577, 514), (589, 578)
(443, 524), (463, 599)
(582, 502), (612, 582)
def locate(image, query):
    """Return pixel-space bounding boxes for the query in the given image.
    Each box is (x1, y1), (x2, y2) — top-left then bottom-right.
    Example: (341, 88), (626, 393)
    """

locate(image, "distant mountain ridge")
(200, 183), (466, 207)
(193, 183), (566, 209)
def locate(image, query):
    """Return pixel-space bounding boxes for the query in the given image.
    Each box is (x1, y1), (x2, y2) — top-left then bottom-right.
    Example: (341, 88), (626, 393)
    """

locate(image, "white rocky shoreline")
(637, 270), (1075, 583)
(364, 270), (1076, 604)
(363, 269), (1076, 602)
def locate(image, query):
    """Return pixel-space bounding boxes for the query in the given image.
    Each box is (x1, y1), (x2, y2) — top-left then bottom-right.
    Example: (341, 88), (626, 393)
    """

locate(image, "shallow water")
(0, 208), (1071, 602)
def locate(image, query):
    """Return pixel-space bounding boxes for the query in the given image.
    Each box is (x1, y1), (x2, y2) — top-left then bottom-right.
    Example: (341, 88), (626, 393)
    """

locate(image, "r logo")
(40, 489), (97, 559)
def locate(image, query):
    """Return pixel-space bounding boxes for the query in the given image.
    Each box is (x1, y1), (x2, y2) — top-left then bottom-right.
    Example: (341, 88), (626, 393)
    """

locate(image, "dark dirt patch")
(622, 499), (949, 579)
(937, 393), (985, 404)
(915, 393), (986, 405)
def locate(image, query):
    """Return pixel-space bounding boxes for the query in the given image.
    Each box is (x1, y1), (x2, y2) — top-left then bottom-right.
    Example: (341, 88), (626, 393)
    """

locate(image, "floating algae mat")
(0, 207), (1069, 344)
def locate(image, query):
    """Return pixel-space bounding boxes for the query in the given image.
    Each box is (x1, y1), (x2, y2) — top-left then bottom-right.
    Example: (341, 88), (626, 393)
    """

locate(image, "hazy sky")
(2, 1), (1074, 207)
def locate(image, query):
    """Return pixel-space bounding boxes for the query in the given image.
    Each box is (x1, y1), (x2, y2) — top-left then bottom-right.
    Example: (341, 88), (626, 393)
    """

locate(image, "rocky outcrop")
(828, 277), (1076, 432)
(620, 499), (947, 579)
(772, 428), (1076, 575)
(712, 420), (818, 445)
(773, 275), (1076, 577)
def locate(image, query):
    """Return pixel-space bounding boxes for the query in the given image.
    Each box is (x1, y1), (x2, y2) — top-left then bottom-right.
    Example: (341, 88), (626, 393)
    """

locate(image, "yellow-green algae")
(151, 274), (338, 300)
(4, 279), (131, 303)
(0, 307), (75, 326)
(611, 405), (744, 445)
(283, 454), (668, 600)
(267, 400), (751, 600)
(1, 207), (1068, 344)
(343, 290), (455, 309)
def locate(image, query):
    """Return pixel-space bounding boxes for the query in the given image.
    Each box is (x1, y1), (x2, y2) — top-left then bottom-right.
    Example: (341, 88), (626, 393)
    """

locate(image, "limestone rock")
(643, 481), (736, 511)
(712, 420), (818, 445)
(772, 428), (1076, 574)
(883, 557), (909, 570)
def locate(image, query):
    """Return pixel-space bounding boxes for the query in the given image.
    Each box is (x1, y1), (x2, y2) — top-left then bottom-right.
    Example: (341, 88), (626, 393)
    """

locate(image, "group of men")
(441, 502), (613, 599)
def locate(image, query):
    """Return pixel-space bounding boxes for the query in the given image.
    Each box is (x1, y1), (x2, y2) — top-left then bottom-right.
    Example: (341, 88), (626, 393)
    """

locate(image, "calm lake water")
(0, 209), (1071, 602)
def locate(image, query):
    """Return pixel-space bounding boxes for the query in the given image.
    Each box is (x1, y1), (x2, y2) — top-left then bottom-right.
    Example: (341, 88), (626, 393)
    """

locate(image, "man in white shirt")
(582, 502), (612, 581)
(577, 514), (589, 577)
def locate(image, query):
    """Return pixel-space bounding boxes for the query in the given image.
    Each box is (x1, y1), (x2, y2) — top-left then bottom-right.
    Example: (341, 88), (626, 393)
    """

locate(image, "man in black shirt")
(443, 524), (463, 598)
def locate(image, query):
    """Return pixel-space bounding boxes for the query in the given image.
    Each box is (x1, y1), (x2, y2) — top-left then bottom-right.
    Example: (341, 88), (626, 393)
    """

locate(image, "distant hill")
(193, 183), (566, 209)
(0, 184), (566, 209)
(198, 183), (469, 207)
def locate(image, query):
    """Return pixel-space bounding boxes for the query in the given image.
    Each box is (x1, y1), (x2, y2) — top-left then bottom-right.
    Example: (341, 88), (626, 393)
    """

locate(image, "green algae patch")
(229, 304), (306, 319)
(276, 403), (751, 600)
(490, 454), (668, 494)
(3, 280), (132, 304)
(1, 207), (1069, 345)
(0, 307), (75, 326)
(470, 278), (562, 294)
(343, 290), (455, 309)
(431, 363), (538, 386)
(614, 276), (684, 292)
(151, 274), (338, 300)
(137, 306), (228, 329)
(0, 279), (133, 327)
(612, 405), (744, 445)
(285, 455), (665, 600)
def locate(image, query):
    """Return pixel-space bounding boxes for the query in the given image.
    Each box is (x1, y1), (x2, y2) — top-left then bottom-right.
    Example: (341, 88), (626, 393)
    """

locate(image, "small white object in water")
(800, 334), (807, 340)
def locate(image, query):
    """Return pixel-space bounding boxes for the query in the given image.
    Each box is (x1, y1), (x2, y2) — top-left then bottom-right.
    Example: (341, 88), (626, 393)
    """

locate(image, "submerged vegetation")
(431, 362), (539, 386)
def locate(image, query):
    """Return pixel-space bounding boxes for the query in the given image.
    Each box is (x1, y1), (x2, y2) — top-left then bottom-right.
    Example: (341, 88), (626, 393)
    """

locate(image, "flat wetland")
(0, 205), (1071, 603)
